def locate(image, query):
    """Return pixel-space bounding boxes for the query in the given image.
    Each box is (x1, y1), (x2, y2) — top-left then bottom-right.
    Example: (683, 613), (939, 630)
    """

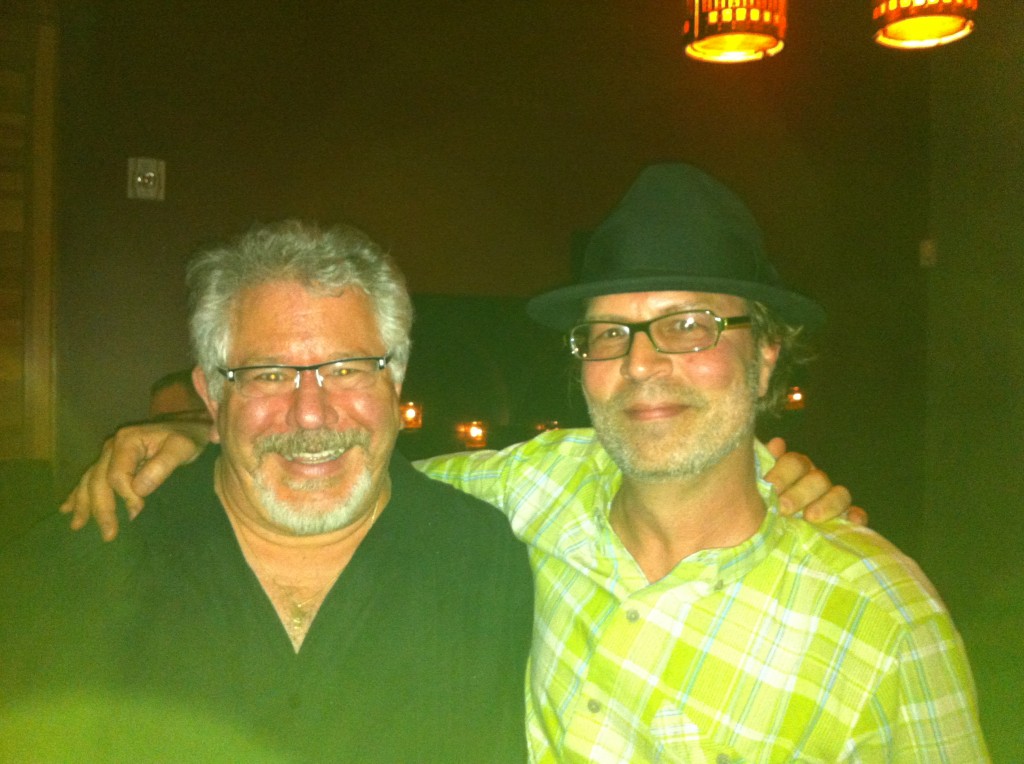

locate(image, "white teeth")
(284, 449), (345, 464)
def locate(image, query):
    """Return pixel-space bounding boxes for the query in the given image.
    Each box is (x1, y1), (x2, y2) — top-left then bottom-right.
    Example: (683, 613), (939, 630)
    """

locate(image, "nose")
(287, 369), (339, 429)
(622, 328), (671, 381)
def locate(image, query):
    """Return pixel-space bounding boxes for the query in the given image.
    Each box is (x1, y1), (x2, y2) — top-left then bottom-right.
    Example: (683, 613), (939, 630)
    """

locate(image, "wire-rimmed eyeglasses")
(218, 355), (391, 398)
(569, 310), (751, 361)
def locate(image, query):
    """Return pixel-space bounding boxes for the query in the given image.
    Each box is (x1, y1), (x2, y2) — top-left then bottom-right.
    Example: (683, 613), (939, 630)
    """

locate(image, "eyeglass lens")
(570, 311), (734, 360)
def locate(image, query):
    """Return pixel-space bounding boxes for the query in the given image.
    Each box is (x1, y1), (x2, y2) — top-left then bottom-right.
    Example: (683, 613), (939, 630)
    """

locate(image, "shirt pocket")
(649, 706), (747, 764)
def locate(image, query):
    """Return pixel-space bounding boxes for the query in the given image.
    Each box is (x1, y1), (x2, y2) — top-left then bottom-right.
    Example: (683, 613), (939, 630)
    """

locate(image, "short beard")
(252, 429), (374, 535)
(587, 360), (761, 483)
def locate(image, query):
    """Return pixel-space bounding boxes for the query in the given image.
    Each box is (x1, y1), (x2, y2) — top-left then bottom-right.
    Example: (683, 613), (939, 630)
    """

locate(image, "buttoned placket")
(562, 514), (739, 760)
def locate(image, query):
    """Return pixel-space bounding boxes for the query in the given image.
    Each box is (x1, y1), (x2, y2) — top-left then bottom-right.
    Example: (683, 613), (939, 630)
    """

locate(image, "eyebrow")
(228, 351), (378, 367)
(584, 304), (709, 322)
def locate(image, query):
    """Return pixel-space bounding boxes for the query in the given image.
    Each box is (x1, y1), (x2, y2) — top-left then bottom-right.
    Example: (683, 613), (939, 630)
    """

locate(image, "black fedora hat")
(526, 163), (825, 332)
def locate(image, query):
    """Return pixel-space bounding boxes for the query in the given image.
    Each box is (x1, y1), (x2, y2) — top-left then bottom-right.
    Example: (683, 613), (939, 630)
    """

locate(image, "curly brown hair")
(747, 299), (815, 418)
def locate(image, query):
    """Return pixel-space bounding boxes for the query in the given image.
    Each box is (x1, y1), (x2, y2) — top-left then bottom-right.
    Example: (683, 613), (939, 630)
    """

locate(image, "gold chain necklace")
(235, 532), (336, 648)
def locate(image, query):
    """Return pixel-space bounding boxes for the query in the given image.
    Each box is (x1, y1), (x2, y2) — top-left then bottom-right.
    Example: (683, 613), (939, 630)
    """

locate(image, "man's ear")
(391, 377), (404, 421)
(757, 342), (781, 398)
(191, 367), (222, 444)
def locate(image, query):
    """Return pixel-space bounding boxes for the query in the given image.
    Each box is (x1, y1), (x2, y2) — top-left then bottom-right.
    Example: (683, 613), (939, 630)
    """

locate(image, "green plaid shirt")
(417, 428), (987, 763)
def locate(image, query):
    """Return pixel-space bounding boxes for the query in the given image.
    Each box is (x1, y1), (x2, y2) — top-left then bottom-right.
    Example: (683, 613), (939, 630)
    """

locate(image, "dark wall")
(924, 3), (1023, 759)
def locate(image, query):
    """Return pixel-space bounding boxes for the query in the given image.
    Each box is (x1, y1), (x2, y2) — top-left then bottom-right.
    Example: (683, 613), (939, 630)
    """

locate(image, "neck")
(609, 440), (766, 583)
(217, 465), (388, 652)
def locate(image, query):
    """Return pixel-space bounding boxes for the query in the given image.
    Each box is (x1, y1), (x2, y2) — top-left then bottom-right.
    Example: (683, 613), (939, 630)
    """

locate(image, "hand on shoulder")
(763, 437), (867, 526)
(60, 420), (212, 541)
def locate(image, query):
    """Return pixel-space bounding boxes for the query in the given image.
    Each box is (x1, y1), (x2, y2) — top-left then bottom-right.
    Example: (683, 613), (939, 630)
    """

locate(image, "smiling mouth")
(283, 448), (349, 465)
(626, 401), (692, 417)
(618, 386), (704, 419)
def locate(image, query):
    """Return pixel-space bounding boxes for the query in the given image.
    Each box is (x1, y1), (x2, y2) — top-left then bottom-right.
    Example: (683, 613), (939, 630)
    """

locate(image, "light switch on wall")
(127, 157), (166, 201)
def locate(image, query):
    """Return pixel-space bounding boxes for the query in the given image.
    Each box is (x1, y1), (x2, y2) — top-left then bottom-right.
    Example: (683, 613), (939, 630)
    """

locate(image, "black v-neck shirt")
(0, 448), (533, 763)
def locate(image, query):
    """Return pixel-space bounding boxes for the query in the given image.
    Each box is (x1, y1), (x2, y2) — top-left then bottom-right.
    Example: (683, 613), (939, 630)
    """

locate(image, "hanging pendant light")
(683, 1), (787, 63)
(873, 0), (978, 49)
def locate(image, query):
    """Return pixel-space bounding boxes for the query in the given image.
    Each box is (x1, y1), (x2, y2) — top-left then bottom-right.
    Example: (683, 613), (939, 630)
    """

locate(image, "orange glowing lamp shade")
(784, 386), (806, 411)
(873, 0), (977, 49)
(682, 0), (786, 63)
(399, 401), (422, 430)
(456, 420), (488, 449)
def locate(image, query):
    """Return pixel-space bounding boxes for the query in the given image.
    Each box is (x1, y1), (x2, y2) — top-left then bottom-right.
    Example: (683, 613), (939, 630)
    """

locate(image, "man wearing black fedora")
(422, 163), (987, 760)
(56, 164), (986, 760)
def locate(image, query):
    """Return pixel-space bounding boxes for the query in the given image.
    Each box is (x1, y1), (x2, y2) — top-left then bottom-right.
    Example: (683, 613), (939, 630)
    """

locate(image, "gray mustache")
(253, 429), (371, 459)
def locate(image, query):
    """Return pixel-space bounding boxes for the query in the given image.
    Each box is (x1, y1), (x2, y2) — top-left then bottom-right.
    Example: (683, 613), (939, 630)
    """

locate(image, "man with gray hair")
(0, 221), (533, 761)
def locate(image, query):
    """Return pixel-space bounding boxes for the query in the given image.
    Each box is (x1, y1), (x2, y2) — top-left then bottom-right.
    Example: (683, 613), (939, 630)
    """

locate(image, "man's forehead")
(227, 280), (384, 358)
(584, 290), (746, 318)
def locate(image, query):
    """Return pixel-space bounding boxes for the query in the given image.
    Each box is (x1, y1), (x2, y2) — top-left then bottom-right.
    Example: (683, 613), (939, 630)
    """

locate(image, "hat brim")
(526, 274), (826, 333)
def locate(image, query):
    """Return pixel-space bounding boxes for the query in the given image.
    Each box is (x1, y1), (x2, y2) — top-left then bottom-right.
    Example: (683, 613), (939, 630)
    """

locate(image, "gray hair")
(187, 220), (413, 399)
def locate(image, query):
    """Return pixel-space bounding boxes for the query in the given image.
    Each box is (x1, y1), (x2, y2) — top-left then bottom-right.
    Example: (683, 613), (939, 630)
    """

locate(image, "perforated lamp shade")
(873, 0), (977, 49)
(683, 0), (786, 63)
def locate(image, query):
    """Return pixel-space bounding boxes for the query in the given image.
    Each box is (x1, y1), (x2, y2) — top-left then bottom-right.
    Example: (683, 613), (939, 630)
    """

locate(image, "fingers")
(57, 421), (211, 542)
(776, 465), (834, 517)
(764, 448), (817, 509)
(801, 484), (854, 523)
(845, 505), (869, 527)
(58, 468), (95, 529)
(59, 438), (123, 541)
(106, 428), (162, 518)
(763, 445), (862, 524)
(129, 447), (189, 501)
(765, 448), (856, 523)
(119, 420), (208, 505)
(765, 436), (787, 460)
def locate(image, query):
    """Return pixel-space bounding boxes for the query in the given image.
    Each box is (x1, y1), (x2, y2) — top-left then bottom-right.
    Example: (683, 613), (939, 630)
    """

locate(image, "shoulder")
(784, 518), (951, 629)
(415, 428), (620, 528)
(145, 447), (219, 510)
(506, 427), (622, 512)
(0, 502), (145, 668)
(389, 452), (520, 543)
(482, 427), (622, 495)
(505, 427), (609, 463)
(386, 452), (533, 600)
(130, 447), (223, 542)
(0, 448), (221, 594)
(418, 427), (610, 474)
(0, 507), (134, 591)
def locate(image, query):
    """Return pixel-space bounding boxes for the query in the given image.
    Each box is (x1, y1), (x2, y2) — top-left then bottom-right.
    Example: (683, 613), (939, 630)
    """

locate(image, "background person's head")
(148, 369), (210, 422)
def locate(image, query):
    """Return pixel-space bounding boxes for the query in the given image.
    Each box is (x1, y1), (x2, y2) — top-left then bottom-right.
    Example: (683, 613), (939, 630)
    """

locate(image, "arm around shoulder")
(60, 420), (212, 541)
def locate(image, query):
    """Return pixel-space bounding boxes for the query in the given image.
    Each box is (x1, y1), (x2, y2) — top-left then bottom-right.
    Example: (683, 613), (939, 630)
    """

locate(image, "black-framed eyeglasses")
(569, 310), (751, 361)
(218, 355), (391, 398)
